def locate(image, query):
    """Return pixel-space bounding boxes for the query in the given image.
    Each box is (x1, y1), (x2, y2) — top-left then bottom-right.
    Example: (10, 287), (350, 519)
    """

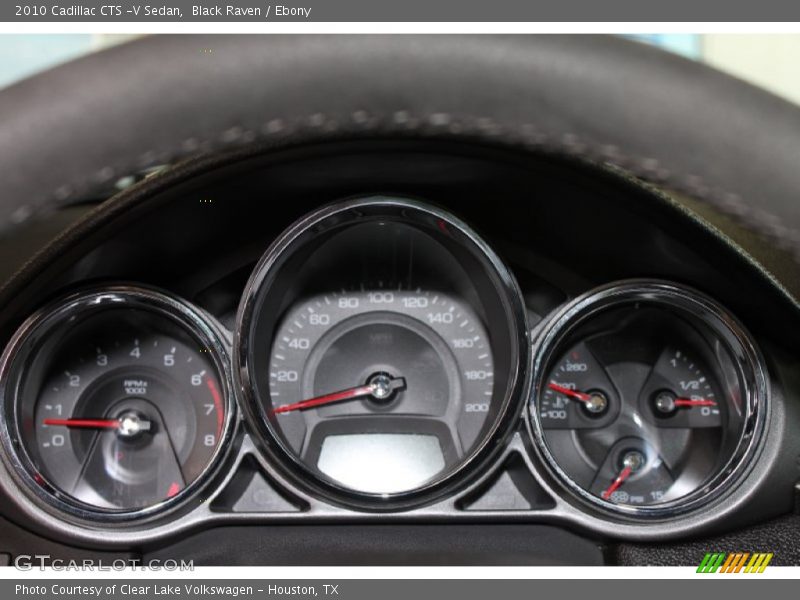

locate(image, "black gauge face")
(530, 282), (766, 516)
(239, 198), (528, 505)
(0, 289), (233, 517)
(269, 288), (494, 494)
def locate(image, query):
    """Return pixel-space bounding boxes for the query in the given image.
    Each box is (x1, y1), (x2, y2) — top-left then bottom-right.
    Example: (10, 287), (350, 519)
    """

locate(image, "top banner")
(5, 0), (800, 22)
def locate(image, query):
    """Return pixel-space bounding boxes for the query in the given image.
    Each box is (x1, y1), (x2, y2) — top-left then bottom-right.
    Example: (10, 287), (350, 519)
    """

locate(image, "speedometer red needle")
(43, 418), (120, 429)
(674, 398), (717, 407)
(547, 383), (591, 403)
(601, 465), (633, 500)
(274, 375), (407, 414)
(273, 385), (376, 414)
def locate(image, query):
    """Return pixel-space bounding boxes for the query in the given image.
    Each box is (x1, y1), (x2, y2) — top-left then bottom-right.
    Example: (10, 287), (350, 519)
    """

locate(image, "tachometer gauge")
(237, 198), (528, 508)
(0, 287), (235, 520)
(528, 281), (767, 517)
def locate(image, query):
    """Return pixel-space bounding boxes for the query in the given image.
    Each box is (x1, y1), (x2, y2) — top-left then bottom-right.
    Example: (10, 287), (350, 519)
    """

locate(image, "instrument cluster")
(0, 197), (770, 539)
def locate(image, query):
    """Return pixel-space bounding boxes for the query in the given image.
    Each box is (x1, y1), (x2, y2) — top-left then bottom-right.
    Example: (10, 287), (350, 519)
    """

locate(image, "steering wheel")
(1, 34), (800, 266)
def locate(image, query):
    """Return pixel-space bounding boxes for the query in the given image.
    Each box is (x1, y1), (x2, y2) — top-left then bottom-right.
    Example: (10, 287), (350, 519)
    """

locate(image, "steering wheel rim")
(1, 34), (799, 263)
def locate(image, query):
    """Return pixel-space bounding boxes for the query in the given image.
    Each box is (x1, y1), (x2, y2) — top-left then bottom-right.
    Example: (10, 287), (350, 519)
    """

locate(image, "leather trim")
(1, 35), (800, 263)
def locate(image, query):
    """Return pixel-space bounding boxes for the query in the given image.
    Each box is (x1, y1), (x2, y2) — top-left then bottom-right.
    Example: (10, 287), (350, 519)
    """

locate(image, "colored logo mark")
(697, 552), (773, 573)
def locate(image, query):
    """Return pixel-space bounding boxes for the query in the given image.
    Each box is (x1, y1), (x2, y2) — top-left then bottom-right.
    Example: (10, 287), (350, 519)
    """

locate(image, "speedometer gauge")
(269, 288), (494, 494)
(0, 287), (235, 520)
(237, 198), (528, 508)
(528, 281), (767, 517)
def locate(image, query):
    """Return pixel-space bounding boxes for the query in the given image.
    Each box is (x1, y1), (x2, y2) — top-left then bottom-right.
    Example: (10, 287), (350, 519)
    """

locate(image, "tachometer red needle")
(601, 465), (633, 500)
(674, 398), (717, 407)
(43, 418), (119, 429)
(547, 383), (591, 403)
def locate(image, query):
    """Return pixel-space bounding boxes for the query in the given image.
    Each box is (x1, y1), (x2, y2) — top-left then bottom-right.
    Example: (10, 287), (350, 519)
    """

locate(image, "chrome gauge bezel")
(526, 280), (769, 519)
(235, 197), (530, 510)
(0, 285), (237, 524)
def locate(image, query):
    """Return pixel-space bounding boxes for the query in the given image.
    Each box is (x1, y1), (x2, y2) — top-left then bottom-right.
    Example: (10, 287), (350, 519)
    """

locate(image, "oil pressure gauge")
(528, 281), (767, 517)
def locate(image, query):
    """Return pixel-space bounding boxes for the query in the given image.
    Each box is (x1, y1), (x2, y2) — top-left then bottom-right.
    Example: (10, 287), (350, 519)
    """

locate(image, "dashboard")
(0, 140), (799, 565)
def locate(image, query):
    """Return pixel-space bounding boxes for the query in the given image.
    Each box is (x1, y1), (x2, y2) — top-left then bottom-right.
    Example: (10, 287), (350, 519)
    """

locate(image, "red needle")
(43, 418), (119, 429)
(674, 398), (717, 407)
(601, 465), (633, 500)
(273, 384), (375, 414)
(547, 382), (591, 403)
(275, 375), (406, 414)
